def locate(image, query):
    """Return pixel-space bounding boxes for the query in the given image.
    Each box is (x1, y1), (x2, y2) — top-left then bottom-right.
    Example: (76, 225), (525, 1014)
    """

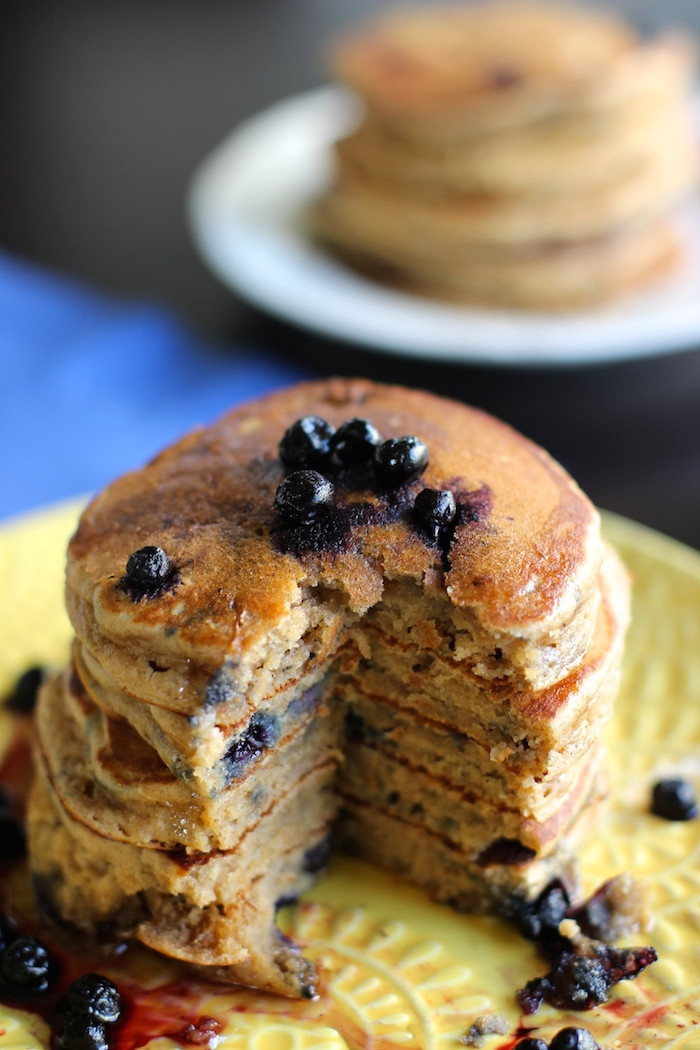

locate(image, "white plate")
(187, 86), (700, 368)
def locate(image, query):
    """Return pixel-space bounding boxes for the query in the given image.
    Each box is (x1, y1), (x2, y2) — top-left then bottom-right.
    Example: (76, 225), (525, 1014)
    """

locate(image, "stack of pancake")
(312, 1), (698, 310)
(29, 378), (629, 996)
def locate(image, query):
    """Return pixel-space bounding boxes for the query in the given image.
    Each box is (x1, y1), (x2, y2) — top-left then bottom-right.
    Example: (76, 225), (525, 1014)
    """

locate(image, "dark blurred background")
(1, 0), (700, 546)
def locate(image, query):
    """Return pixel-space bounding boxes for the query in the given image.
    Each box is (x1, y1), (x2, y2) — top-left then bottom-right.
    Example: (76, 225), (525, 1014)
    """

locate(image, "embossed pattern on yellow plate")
(1, 504), (699, 1049)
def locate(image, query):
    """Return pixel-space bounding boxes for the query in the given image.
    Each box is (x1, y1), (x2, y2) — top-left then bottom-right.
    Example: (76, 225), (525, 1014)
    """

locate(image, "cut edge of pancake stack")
(311, 0), (699, 311)
(27, 378), (630, 997)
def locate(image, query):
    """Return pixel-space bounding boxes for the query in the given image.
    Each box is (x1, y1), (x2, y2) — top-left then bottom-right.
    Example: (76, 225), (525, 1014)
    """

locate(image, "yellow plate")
(1, 503), (700, 1049)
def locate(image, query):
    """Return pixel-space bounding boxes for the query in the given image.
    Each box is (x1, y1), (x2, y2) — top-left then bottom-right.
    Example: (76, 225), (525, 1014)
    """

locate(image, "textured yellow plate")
(1, 502), (700, 1050)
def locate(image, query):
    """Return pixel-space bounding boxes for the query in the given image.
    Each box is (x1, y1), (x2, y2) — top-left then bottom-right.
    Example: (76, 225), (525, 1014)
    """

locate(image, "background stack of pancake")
(28, 379), (630, 997)
(312, 1), (698, 310)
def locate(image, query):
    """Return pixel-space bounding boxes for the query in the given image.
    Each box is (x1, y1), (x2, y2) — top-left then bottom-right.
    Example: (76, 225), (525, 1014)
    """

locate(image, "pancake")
(316, 216), (680, 311)
(321, 138), (696, 246)
(312, 1), (698, 310)
(28, 377), (630, 997)
(330, 2), (695, 137)
(335, 92), (694, 196)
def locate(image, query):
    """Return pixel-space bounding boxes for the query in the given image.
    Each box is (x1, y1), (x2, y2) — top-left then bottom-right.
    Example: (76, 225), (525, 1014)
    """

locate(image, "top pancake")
(331, 1), (695, 137)
(66, 379), (603, 715)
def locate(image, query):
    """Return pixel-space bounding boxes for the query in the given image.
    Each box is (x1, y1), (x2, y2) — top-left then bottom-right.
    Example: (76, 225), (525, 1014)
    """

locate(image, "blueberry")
(549, 954), (610, 1008)
(124, 546), (172, 592)
(274, 471), (334, 523)
(515, 879), (571, 945)
(651, 778), (698, 821)
(225, 711), (280, 779)
(5, 665), (44, 714)
(59, 1016), (109, 1050)
(279, 416), (335, 470)
(330, 418), (382, 466)
(1, 936), (53, 993)
(67, 973), (122, 1025)
(374, 436), (429, 488)
(247, 711), (280, 749)
(515, 1039), (548, 1050)
(204, 666), (235, 708)
(550, 1028), (599, 1050)
(413, 488), (456, 543)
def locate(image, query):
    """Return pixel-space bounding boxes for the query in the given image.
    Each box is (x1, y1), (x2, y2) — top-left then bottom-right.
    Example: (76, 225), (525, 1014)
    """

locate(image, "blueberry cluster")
(59, 973), (122, 1050)
(275, 415), (430, 524)
(0, 921), (53, 995)
(0, 911), (122, 1050)
(120, 545), (177, 601)
(516, 1030), (599, 1050)
(651, 777), (698, 821)
(511, 877), (657, 1018)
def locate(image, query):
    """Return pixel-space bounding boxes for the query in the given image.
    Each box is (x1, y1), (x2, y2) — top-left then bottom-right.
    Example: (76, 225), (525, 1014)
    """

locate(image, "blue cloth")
(0, 253), (313, 521)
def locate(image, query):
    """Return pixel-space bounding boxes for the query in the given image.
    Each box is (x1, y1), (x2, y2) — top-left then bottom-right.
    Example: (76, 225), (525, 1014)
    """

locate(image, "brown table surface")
(2, 0), (699, 549)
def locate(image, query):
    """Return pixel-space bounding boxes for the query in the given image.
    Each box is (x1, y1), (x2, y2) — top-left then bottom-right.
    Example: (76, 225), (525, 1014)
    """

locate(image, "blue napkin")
(0, 253), (313, 521)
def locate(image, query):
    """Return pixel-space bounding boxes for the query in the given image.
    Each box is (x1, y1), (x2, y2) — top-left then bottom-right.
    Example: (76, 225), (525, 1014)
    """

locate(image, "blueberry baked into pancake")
(27, 378), (630, 997)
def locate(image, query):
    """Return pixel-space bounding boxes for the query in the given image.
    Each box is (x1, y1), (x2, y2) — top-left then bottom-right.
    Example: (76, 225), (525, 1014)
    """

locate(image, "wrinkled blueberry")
(274, 470), (334, 523)
(514, 1039), (548, 1050)
(5, 665), (44, 714)
(330, 418), (382, 466)
(67, 973), (122, 1025)
(279, 416), (335, 470)
(515, 879), (571, 946)
(651, 778), (698, 821)
(374, 436), (429, 488)
(413, 488), (456, 544)
(225, 711), (280, 779)
(550, 1028), (599, 1050)
(1, 936), (53, 993)
(124, 546), (172, 593)
(517, 943), (657, 1014)
(59, 1016), (109, 1050)
(247, 711), (280, 748)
